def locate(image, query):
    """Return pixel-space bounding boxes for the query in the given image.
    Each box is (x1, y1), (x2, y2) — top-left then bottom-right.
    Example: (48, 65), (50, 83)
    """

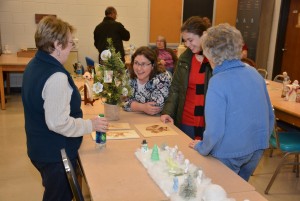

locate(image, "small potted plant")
(93, 38), (131, 120)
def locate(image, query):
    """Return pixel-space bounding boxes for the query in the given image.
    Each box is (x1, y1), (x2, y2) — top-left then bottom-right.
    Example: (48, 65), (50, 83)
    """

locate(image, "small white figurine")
(170, 147), (177, 159)
(197, 169), (203, 185)
(165, 146), (170, 152)
(3, 45), (11, 54)
(83, 71), (92, 81)
(129, 44), (135, 57)
(184, 159), (190, 174)
(174, 145), (178, 151)
(176, 151), (184, 164)
(285, 80), (299, 102)
(281, 72), (291, 98)
(283, 72), (290, 83)
(173, 176), (179, 192)
(141, 139), (148, 153)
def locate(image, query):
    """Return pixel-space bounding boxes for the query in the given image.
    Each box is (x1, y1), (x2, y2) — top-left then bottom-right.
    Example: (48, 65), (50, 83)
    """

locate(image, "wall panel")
(149, 0), (183, 44)
(214, 0), (238, 25)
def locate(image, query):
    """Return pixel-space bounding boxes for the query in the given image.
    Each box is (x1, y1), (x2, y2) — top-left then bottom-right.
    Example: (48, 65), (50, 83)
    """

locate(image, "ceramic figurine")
(151, 144), (159, 161)
(281, 72), (291, 98)
(83, 71), (92, 81)
(141, 139), (148, 153)
(176, 151), (184, 164)
(184, 159), (190, 174)
(170, 147), (177, 159)
(285, 80), (299, 102)
(179, 174), (197, 199)
(173, 176), (179, 192)
(197, 170), (203, 185)
(73, 62), (84, 75)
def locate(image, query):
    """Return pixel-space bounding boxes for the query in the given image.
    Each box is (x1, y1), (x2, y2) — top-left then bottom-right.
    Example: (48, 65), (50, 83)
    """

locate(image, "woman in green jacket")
(160, 16), (212, 140)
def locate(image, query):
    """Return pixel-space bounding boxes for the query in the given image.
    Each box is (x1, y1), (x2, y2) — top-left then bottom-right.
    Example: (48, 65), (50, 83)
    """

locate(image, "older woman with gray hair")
(188, 23), (275, 181)
(154, 35), (178, 74)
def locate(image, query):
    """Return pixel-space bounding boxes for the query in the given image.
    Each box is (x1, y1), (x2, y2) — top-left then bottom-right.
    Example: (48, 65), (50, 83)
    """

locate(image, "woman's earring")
(57, 50), (60, 57)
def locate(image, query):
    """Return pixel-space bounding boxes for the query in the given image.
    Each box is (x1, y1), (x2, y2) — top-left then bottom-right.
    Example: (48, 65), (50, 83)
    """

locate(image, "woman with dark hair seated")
(123, 46), (172, 115)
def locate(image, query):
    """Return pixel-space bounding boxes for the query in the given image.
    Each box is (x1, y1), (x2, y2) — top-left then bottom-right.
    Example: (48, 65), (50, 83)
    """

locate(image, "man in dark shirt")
(94, 6), (130, 63)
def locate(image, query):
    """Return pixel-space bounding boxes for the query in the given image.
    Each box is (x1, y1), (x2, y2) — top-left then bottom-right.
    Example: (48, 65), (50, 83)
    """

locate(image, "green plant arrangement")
(92, 38), (131, 105)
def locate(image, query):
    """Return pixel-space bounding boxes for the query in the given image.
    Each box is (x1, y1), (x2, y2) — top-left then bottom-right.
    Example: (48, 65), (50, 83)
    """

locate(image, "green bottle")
(95, 114), (106, 149)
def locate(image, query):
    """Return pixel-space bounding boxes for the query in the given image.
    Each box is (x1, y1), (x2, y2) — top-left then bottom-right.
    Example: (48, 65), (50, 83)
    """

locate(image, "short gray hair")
(202, 23), (243, 66)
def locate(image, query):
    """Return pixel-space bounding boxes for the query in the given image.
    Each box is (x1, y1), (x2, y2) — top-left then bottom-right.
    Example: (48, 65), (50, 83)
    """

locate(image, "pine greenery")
(94, 38), (131, 105)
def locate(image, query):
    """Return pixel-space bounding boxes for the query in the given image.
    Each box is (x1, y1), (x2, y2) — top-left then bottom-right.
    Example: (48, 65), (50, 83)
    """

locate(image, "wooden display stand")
(83, 84), (96, 106)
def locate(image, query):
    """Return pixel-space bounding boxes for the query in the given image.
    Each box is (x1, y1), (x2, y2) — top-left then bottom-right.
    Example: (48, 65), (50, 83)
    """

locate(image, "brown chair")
(241, 57), (256, 68)
(257, 68), (268, 79)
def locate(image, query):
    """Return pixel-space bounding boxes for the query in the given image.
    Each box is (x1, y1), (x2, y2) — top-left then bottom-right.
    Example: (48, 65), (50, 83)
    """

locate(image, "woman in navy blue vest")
(22, 16), (108, 201)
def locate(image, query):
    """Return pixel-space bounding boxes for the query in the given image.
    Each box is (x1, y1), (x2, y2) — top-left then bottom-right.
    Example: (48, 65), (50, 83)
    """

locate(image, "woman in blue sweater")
(189, 23), (275, 181)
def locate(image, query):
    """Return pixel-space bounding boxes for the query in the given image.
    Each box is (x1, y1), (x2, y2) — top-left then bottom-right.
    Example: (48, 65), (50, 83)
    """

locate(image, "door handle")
(282, 48), (287, 51)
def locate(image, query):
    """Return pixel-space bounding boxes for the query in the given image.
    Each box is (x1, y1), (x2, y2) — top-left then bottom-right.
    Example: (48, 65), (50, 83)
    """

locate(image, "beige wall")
(0, 0), (282, 79)
(0, 0), (149, 64)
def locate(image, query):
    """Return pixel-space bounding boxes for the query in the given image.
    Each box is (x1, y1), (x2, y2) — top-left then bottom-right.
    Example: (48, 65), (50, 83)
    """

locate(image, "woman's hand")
(130, 101), (161, 115)
(189, 140), (200, 149)
(143, 102), (161, 115)
(91, 116), (109, 132)
(160, 114), (174, 124)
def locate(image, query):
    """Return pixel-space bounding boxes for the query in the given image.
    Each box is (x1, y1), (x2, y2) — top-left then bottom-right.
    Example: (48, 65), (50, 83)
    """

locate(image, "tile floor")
(0, 93), (299, 201)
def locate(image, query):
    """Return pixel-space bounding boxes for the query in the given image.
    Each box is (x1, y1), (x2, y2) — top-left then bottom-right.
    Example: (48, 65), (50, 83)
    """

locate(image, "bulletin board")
(182, 0), (214, 23)
(149, 0), (183, 44)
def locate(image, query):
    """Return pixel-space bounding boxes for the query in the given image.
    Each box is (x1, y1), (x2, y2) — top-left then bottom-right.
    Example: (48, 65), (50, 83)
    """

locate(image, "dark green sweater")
(161, 48), (212, 126)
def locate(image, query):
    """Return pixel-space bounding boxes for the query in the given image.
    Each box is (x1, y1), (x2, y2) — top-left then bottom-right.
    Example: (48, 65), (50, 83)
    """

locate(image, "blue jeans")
(217, 149), (264, 181)
(179, 124), (204, 140)
(31, 159), (77, 201)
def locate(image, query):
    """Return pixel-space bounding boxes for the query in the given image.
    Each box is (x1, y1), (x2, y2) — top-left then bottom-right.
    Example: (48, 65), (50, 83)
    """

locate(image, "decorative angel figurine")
(281, 72), (291, 98)
(284, 80), (299, 102)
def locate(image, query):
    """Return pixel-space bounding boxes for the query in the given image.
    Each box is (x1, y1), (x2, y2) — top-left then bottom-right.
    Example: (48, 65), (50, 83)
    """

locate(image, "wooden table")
(267, 80), (300, 127)
(78, 100), (265, 201)
(0, 54), (31, 110)
(229, 191), (268, 201)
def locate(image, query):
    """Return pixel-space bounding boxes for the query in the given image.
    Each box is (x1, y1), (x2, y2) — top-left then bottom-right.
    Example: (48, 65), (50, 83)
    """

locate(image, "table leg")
(6, 72), (10, 94)
(0, 67), (6, 110)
